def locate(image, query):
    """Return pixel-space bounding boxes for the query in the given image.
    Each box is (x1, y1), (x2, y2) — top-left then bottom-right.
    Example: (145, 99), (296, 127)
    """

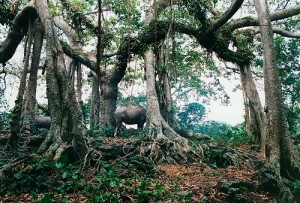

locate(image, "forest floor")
(0, 132), (282, 202)
(156, 149), (273, 202)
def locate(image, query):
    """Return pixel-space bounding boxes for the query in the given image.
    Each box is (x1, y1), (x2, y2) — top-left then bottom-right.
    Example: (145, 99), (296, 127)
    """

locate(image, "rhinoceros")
(114, 106), (147, 136)
(35, 116), (51, 129)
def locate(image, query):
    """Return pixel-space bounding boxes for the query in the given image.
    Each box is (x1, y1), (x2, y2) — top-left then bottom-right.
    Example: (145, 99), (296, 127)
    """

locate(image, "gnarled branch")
(229, 4), (300, 30)
(0, 1), (37, 64)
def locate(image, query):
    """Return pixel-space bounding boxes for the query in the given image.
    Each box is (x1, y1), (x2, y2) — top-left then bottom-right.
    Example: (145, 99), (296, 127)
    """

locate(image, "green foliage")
(196, 120), (233, 138)
(87, 125), (148, 138)
(0, 159), (5, 167)
(117, 93), (147, 108)
(204, 148), (234, 168)
(104, 0), (143, 30)
(168, 178), (193, 202)
(178, 102), (206, 130)
(37, 194), (52, 203)
(256, 36), (300, 135)
(295, 144), (300, 152)
(255, 35), (300, 135)
(1, 159), (53, 195)
(87, 125), (115, 137)
(1, 155), (198, 202)
(195, 121), (251, 146)
(82, 159), (194, 202)
(99, 0), (143, 53)
(213, 123), (251, 146)
(179, 0), (212, 23)
(229, 123), (252, 145)
(81, 102), (90, 125)
(292, 180), (300, 202)
(0, 159), (84, 200)
(117, 128), (148, 138)
(0, 110), (12, 130)
(84, 162), (124, 202)
(274, 37), (300, 135)
(293, 180), (300, 189)
(169, 34), (229, 104)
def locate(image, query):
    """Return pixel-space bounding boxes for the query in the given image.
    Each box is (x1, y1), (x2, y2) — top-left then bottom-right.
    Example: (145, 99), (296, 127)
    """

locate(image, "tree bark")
(21, 19), (43, 134)
(76, 63), (84, 116)
(35, 0), (87, 161)
(0, 1), (36, 64)
(60, 40), (127, 129)
(7, 17), (34, 150)
(99, 75), (118, 127)
(157, 43), (176, 129)
(52, 16), (84, 118)
(139, 2), (198, 164)
(242, 91), (251, 135)
(89, 74), (100, 130)
(239, 64), (265, 151)
(254, 0), (300, 180)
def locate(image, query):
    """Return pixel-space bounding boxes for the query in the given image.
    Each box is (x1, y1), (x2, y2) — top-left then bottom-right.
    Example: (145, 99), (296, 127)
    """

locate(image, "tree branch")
(53, 16), (81, 44)
(223, 62), (240, 73)
(60, 41), (120, 79)
(0, 1), (37, 64)
(103, 52), (118, 57)
(59, 0), (97, 32)
(271, 26), (300, 38)
(208, 0), (244, 33)
(229, 4), (300, 30)
(252, 26), (300, 38)
(60, 41), (97, 72)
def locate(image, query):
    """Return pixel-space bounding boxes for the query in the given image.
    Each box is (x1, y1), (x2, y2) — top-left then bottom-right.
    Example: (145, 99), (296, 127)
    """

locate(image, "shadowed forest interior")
(0, 0), (300, 202)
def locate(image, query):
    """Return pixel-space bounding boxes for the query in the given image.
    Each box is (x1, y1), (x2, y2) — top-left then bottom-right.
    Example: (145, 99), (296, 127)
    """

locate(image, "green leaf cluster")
(274, 37), (300, 135)
(178, 102), (206, 130)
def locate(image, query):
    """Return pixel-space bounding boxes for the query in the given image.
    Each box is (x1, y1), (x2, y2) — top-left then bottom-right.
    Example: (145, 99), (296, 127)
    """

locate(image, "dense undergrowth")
(0, 153), (194, 202)
(0, 128), (299, 202)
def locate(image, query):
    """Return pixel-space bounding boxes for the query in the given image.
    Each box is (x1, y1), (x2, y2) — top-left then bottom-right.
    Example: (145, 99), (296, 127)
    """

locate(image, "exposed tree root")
(256, 166), (295, 202)
(144, 121), (204, 164)
(82, 149), (102, 173)
(134, 137), (202, 164)
(0, 154), (39, 181)
(84, 136), (203, 166)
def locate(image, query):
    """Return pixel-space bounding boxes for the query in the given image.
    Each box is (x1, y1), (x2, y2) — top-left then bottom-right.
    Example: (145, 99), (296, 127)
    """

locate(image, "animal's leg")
(137, 123), (144, 129)
(114, 123), (121, 136)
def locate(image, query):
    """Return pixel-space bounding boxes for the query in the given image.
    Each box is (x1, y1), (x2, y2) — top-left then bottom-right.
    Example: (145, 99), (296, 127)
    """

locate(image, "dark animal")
(114, 106), (147, 136)
(35, 116), (51, 129)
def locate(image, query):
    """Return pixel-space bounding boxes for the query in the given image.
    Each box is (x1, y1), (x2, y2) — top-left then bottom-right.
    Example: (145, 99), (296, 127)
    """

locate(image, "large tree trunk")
(35, 0), (87, 161)
(239, 64), (265, 151)
(7, 17), (34, 150)
(89, 74), (100, 130)
(59, 36), (127, 129)
(21, 19), (43, 134)
(254, 0), (300, 192)
(156, 43), (177, 129)
(139, 2), (200, 164)
(242, 91), (251, 135)
(76, 63), (84, 116)
(143, 47), (197, 163)
(100, 77), (118, 127)
(52, 15), (84, 120)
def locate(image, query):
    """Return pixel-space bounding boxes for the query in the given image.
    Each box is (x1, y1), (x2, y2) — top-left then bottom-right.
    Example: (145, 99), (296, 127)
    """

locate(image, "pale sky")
(205, 87), (245, 126)
(1, 28), (266, 127)
(205, 74), (265, 126)
(3, 64), (265, 126)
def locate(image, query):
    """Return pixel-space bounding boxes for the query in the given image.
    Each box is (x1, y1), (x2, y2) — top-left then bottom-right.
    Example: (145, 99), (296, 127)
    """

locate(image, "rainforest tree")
(0, 2), (299, 200)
